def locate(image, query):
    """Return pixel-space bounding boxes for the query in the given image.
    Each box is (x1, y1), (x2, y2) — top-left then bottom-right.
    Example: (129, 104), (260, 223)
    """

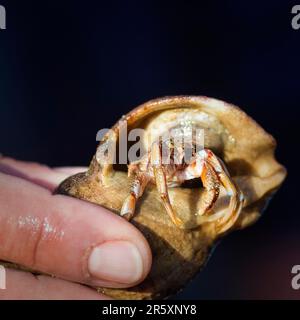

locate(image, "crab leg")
(120, 172), (150, 220)
(154, 166), (184, 227)
(178, 149), (243, 232)
(215, 170), (244, 232)
(178, 154), (220, 216)
(198, 162), (221, 215)
(151, 141), (184, 227)
(205, 150), (244, 232)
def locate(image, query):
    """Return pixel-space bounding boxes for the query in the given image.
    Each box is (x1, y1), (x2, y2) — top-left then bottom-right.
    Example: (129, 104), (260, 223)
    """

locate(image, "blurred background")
(0, 0), (299, 299)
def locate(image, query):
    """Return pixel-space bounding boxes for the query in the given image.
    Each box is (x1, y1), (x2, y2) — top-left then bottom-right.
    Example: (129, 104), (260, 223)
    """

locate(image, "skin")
(0, 157), (152, 300)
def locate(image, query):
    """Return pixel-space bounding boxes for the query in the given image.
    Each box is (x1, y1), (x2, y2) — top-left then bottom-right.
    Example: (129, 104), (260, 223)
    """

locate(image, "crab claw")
(120, 193), (136, 220)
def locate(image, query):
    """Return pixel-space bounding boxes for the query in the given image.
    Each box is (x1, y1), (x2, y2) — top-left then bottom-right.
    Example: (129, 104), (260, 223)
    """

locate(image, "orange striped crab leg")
(205, 150), (244, 232)
(178, 149), (243, 232)
(120, 171), (150, 220)
(151, 140), (184, 227)
(177, 151), (220, 216)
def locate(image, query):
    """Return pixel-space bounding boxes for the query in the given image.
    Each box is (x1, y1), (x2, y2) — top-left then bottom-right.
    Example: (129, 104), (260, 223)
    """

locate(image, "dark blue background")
(0, 1), (299, 299)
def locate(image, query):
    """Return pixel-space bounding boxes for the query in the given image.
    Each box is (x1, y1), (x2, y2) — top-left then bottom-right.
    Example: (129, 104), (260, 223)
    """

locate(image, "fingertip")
(53, 194), (152, 287)
(51, 194), (152, 287)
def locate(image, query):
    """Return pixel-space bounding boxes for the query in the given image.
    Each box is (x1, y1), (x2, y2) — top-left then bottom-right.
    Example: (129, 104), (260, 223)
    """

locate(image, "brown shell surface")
(27, 96), (289, 299)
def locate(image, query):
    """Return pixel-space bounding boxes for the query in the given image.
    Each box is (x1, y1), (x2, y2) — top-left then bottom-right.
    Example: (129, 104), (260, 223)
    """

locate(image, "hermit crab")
(54, 96), (286, 299)
(119, 109), (244, 233)
(3, 96), (286, 299)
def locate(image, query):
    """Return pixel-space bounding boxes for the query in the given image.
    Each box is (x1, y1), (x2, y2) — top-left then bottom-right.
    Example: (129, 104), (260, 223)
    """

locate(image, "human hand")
(0, 157), (152, 299)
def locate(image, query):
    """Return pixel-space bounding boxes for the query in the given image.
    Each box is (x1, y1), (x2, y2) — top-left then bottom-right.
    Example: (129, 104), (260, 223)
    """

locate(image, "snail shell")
(57, 96), (287, 298)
